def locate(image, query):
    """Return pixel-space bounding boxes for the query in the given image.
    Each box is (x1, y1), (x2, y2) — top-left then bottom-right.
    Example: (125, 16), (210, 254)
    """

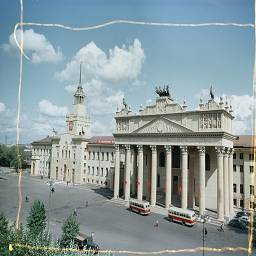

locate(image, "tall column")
(181, 146), (188, 209)
(198, 146), (205, 215)
(124, 145), (131, 201)
(223, 148), (229, 218)
(216, 146), (224, 221)
(228, 148), (234, 217)
(137, 145), (143, 201)
(114, 144), (120, 199)
(150, 145), (157, 206)
(165, 145), (172, 208)
(131, 147), (136, 196)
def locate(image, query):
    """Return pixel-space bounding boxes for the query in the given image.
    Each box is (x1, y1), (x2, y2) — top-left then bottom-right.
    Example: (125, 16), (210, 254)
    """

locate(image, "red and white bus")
(168, 206), (196, 226)
(129, 198), (150, 215)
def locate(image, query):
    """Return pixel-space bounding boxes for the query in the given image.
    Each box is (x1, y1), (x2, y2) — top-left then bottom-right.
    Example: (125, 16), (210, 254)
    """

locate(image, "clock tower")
(66, 64), (91, 136)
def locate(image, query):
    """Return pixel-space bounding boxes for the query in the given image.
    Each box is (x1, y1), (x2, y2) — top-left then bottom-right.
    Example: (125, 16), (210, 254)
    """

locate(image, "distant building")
(233, 135), (255, 211)
(31, 67), (114, 187)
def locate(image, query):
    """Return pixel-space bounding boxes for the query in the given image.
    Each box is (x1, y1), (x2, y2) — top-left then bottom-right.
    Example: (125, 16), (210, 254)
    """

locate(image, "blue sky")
(0, 0), (254, 144)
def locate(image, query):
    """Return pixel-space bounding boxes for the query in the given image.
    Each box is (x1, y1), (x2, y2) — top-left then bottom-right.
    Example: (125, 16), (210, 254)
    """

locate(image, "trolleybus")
(129, 198), (150, 215)
(168, 206), (196, 226)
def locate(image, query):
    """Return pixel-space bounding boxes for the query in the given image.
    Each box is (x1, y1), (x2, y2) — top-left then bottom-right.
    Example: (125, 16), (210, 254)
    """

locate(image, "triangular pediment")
(132, 117), (193, 134)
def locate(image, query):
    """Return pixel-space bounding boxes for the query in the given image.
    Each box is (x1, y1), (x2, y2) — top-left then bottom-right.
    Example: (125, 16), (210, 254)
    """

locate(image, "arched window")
(206, 154), (210, 171)
(159, 152), (165, 167)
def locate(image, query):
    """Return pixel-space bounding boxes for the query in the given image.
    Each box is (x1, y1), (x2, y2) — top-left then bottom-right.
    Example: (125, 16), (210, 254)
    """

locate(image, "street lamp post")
(47, 180), (53, 232)
(199, 215), (210, 256)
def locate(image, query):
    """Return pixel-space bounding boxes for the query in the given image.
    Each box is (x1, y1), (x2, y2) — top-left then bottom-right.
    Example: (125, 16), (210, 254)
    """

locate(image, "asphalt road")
(0, 170), (252, 256)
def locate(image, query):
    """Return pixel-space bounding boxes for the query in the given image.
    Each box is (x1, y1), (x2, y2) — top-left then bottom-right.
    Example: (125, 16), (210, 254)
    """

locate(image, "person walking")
(154, 220), (159, 230)
(204, 227), (208, 238)
(220, 223), (224, 232)
(74, 208), (77, 216)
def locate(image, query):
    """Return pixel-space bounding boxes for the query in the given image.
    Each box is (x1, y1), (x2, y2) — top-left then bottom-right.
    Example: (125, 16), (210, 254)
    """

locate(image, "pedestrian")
(204, 227), (208, 237)
(25, 195), (29, 202)
(74, 208), (77, 216)
(154, 220), (159, 230)
(51, 187), (55, 193)
(66, 181), (68, 186)
(220, 223), (224, 232)
(85, 201), (88, 208)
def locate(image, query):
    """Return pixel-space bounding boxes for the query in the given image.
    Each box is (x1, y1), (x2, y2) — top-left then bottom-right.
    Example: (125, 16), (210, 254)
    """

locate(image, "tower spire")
(79, 62), (82, 87)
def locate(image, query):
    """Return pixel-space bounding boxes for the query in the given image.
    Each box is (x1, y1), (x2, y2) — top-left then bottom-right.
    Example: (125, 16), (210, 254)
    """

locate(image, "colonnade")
(114, 144), (234, 220)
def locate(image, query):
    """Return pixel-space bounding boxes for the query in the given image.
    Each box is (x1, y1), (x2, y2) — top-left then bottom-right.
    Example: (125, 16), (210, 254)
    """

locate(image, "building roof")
(31, 136), (53, 146)
(234, 135), (255, 148)
(88, 136), (115, 145)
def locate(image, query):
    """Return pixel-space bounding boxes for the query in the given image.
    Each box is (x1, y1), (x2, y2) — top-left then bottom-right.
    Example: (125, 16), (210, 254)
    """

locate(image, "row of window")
(33, 148), (51, 155)
(82, 178), (108, 186)
(233, 199), (255, 209)
(233, 184), (254, 195)
(87, 151), (114, 161)
(233, 165), (254, 173)
(233, 153), (254, 160)
(86, 166), (109, 177)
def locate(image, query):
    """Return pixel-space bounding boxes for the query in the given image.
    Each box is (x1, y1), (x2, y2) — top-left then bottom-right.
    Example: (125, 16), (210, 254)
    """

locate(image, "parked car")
(239, 215), (250, 224)
(235, 211), (249, 219)
(74, 232), (99, 255)
(228, 219), (247, 230)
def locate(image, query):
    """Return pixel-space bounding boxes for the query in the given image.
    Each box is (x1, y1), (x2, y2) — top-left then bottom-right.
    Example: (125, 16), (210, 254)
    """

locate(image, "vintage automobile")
(74, 232), (99, 254)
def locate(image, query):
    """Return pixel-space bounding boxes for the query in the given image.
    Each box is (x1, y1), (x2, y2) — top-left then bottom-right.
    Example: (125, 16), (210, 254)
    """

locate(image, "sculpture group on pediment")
(155, 85), (171, 97)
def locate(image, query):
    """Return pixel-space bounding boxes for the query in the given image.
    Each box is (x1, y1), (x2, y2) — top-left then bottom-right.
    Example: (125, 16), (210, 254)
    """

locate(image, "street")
(0, 170), (251, 256)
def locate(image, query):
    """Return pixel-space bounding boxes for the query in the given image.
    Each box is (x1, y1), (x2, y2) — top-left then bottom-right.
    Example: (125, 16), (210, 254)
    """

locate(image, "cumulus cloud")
(0, 102), (6, 113)
(38, 99), (68, 117)
(55, 39), (145, 84)
(3, 29), (63, 63)
(64, 84), (77, 94)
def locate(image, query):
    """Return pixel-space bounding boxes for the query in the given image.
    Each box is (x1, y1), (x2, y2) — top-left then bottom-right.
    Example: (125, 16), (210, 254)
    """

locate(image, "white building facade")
(113, 90), (236, 221)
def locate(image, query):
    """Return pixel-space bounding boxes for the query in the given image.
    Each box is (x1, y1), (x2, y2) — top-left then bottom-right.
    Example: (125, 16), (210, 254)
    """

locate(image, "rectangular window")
(73, 153), (75, 159)
(240, 184), (244, 194)
(88, 166), (90, 174)
(84, 163), (86, 167)
(233, 198), (237, 206)
(106, 152), (109, 161)
(93, 152), (95, 160)
(97, 167), (99, 176)
(88, 152), (91, 160)
(97, 152), (99, 160)
(233, 165), (236, 172)
(240, 153), (243, 159)
(101, 167), (103, 176)
(233, 184), (237, 193)
(106, 168), (108, 177)
(84, 155), (86, 160)
(250, 166), (254, 173)
(240, 165), (244, 172)
(92, 167), (94, 175)
(102, 152), (104, 161)
(249, 153), (254, 161)
(250, 185), (254, 195)
(233, 153), (236, 159)
(240, 199), (244, 208)
(157, 174), (160, 188)
(111, 152), (114, 161)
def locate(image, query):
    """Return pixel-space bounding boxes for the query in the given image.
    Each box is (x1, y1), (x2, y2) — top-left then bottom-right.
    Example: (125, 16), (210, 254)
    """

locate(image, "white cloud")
(55, 39), (145, 84)
(38, 99), (68, 117)
(91, 119), (115, 135)
(64, 84), (77, 94)
(0, 102), (6, 113)
(3, 29), (63, 63)
(195, 88), (210, 100)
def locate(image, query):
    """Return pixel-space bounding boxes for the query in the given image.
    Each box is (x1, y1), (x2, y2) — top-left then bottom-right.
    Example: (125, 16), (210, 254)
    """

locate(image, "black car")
(228, 219), (248, 230)
(75, 232), (100, 255)
(235, 211), (249, 218)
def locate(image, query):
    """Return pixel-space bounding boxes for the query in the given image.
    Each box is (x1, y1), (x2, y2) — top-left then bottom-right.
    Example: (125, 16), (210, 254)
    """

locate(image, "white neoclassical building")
(113, 89), (237, 221)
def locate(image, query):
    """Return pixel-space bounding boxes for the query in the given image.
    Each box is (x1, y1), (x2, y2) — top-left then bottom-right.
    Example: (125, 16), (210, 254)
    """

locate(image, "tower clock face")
(68, 121), (73, 131)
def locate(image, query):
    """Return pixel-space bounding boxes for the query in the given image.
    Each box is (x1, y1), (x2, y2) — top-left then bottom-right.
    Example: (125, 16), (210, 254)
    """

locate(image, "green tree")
(27, 200), (47, 236)
(0, 212), (10, 256)
(59, 214), (79, 248)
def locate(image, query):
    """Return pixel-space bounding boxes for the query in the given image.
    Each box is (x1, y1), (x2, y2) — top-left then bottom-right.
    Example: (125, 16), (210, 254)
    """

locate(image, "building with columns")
(113, 90), (237, 221)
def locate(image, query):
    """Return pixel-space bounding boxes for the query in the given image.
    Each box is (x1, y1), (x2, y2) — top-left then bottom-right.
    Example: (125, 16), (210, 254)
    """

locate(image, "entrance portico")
(113, 90), (236, 220)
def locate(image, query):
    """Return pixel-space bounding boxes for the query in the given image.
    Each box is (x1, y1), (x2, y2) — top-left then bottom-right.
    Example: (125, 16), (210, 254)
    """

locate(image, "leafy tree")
(27, 200), (47, 236)
(59, 214), (79, 248)
(0, 212), (10, 256)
